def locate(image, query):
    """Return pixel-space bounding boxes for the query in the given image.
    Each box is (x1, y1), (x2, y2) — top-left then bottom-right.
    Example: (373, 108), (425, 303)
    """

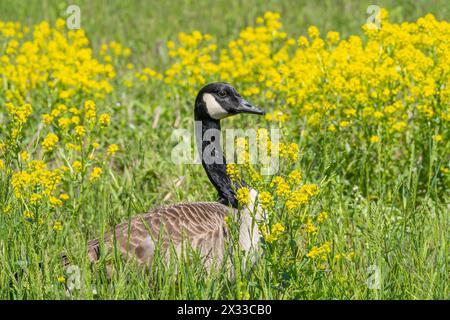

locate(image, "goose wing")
(88, 202), (230, 265)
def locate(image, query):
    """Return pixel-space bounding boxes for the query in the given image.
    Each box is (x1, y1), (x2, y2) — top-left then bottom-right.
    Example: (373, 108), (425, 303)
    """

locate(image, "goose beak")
(236, 99), (265, 116)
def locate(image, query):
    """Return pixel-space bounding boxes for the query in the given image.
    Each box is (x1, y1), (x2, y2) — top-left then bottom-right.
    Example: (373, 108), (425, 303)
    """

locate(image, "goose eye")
(217, 90), (227, 98)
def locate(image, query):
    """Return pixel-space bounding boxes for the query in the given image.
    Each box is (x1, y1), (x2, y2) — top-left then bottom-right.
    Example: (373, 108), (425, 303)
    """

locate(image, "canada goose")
(81, 82), (266, 269)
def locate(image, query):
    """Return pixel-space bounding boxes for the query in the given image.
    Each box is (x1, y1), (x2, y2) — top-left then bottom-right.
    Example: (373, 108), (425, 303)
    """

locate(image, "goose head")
(195, 82), (265, 121)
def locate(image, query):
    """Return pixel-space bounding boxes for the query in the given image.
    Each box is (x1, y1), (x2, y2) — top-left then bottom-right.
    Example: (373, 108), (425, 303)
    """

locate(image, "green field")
(0, 0), (448, 299)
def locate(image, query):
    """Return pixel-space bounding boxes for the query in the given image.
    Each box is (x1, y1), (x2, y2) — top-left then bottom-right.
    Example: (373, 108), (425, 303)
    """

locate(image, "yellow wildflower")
(318, 211), (328, 223)
(59, 193), (69, 201)
(89, 167), (102, 181)
(307, 26), (320, 38)
(339, 120), (350, 128)
(226, 163), (240, 181)
(19, 151), (29, 161)
(106, 144), (119, 156)
(287, 143), (299, 162)
(28, 160), (46, 170)
(72, 161), (83, 173)
(326, 31), (340, 44)
(433, 134), (443, 142)
(54, 17), (65, 29)
(71, 116), (80, 125)
(49, 196), (63, 207)
(275, 180), (290, 198)
(264, 223), (285, 243)
(305, 218), (318, 235)
(69, 107), (80, 115)
(307, 241), (332, 259)
(84, 100), (96, 121)
(285, 190), (309, 211)
(74, 126), (86, 139)
(3, 205), (12, 215)
(299, 184), (319, 196)
(66, 143), (81, 152)
(30, 193), (43, 205)
(98, 113), (111, 128)
(23, 210), (34, 221)
(58, 117), (71, 129)
(53, 221), (63, 232)
(288, 169), (302, 186)
(236, 187), (250, 206)
(42, 114), (54, 124)
(42, 133), (59, 152)
(258, 191), (274, 209)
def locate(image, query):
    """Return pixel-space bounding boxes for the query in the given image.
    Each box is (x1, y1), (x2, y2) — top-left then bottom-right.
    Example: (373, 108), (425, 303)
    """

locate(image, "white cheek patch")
(203, 93), (230, 120)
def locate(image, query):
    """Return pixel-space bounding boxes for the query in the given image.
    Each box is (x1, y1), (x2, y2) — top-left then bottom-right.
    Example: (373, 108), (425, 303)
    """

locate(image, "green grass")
(0, 0), (448, 299)
(1, 0), (449, 67)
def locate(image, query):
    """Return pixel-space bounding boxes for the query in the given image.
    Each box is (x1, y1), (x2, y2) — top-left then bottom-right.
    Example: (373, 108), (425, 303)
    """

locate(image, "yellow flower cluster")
(288, 169), (302, 186)
(278, 143), (299, 162)
(0, 19), (123, 231)
(135, 67), (163, 83)
(106, 144), (119, 156)
(270, 176), (291, 198)
(89, 167), (102, 182)
(304, 218), (318, 235)
(98, 113), (111, 128)
(11, 164), (63, 200)
(226, 130), (327, 262)
(226, 163), (240, 181)
(42, 133), (59, 152)
(236, 187), (250, 206)
(307, 241), (332, 260)
(160, 10), (448, 148)
(317, 211), (328, 224)
(5, 103), (32, 124)
(227, 129), (319, 214)
(257, 191), (274, 210)
(33, 101), (118, 187)
(0, 20), (114, 101)
(57, 275), (66, 284)
(264, 110), (288, 124)
(263, 223), (285, 243)
(2, 103), (33, 151)
(100, 40), (132, 62)
(165, 30), (217, 87)
(53, 220), (63, 232)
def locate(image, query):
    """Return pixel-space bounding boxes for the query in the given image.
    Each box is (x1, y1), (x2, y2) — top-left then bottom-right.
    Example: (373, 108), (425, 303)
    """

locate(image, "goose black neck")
(195, 115), (241, 208)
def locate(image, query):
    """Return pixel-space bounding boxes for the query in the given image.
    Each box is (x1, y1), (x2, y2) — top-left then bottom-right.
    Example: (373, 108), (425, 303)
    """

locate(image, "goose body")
(88, 192), (263, 268)
(87, 202), (230, 266)
(83, 83), (266, 269)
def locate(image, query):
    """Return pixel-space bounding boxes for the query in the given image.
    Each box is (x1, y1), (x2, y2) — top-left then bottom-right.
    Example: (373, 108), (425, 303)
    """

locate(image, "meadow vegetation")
(0, 1), (448, 299)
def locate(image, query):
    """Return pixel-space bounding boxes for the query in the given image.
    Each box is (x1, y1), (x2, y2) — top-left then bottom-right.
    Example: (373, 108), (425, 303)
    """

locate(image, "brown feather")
(87, 202), (230, 266)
